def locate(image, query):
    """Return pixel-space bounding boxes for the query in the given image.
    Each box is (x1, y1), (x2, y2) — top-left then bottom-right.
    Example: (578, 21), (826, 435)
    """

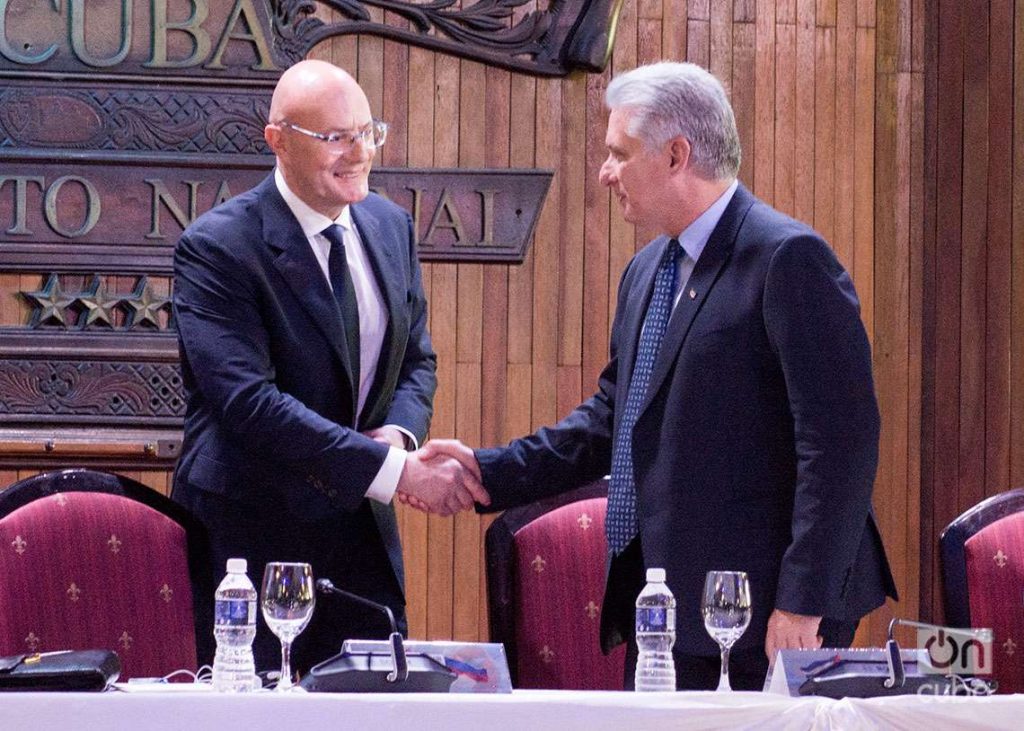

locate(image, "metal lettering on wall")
(0, 0), (603, 460)
(0, 158), (551, 270)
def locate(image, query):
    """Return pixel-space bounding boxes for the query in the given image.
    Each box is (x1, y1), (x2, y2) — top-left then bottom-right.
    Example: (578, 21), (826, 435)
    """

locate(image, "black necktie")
(320, 224), (360, 398)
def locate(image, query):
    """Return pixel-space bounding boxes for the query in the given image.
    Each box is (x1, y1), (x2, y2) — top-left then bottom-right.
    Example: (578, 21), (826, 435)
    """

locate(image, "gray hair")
(605, 61), (741, 180)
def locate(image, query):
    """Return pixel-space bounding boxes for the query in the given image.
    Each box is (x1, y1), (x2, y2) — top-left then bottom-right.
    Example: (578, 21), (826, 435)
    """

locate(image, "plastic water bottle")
(212, 557), (258, 692)
(634, 567), (677, 692)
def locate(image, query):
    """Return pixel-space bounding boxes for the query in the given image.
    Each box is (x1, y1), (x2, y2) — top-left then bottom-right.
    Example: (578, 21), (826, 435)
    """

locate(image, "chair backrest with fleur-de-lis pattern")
(941, 488), (1024, 694)
(486, 480), (625, 689)
(0, 469), (213, 681)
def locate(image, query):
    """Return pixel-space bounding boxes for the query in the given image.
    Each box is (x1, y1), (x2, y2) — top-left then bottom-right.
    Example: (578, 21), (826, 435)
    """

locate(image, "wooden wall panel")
(984, 0), (1013, 517)
(8, 0), (1021, 657)
(582, 70), (612, 394)
(756, 0), (777, 202)
(1013, 0), (1024, 490)
(918, 0), (1024, 626)
(854, 27), (877, 339)
(398, 43), (434, 643)
(833, 4), (856, 274)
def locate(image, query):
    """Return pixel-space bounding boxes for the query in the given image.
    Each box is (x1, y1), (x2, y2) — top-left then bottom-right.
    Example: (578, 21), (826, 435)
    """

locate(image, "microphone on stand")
(315, 578), (407, 682)
(299, 577), (455, 693)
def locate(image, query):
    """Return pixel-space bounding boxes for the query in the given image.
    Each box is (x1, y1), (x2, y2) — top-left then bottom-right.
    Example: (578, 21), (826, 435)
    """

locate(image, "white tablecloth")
(0, 688), (1019, 730)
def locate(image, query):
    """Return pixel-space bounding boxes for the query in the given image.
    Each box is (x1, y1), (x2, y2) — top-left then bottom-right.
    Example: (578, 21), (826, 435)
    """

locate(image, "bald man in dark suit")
(173, 60), (484, 675)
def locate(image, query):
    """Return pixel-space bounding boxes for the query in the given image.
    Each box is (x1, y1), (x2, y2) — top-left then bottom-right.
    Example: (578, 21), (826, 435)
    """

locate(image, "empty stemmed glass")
(701, 570), (752, 692)
(261, 562), (315, 691)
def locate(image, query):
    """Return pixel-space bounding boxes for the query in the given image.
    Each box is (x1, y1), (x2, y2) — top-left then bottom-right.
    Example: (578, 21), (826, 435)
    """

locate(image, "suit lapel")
(350, 202), (404, 428)
(638, 184), (755, 417)
(261, 178), (358, 396)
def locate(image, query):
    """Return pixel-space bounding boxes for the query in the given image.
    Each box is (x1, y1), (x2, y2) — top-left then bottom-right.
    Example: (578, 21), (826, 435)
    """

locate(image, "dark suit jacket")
(172, 175), (435, 664)
(477, 184), (897, 656)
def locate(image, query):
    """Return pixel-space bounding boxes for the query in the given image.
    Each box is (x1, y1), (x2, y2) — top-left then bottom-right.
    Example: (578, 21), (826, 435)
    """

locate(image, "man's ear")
(265, 124), (283, 154)
(668, 136), (690, 173)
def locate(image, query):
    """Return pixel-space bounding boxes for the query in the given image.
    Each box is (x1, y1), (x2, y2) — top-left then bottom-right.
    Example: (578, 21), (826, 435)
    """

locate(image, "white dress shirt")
(275, 169), (409, 503)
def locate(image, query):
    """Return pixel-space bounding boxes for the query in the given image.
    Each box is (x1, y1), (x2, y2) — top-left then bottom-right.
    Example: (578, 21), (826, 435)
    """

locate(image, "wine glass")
(701, 570), (752, 692)
(261, 562), (315, 691)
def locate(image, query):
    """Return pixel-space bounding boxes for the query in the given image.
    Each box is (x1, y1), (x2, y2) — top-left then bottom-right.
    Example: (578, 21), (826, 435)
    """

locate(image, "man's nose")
(599, 158), (614, 186)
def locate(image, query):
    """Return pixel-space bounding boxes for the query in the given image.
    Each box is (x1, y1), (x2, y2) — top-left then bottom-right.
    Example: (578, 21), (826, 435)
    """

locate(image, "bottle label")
(215, 598), (255, 626)
(636, 606), (676, 633)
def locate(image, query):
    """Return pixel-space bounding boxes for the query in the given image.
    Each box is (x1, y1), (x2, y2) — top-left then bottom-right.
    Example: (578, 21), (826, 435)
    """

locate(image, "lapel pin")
(689, 288), (697, 299)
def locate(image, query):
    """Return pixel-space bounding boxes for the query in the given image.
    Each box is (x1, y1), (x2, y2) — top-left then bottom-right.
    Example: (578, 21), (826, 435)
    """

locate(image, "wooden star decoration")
(124, 277), (169, 330)
(77, 276), (120, 328)
(23, 274), (75, 327)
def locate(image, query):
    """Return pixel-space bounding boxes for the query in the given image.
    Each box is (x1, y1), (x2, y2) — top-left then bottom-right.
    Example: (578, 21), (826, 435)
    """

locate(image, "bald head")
(264, 60), (376, 218)
(269, 60), (367, 125)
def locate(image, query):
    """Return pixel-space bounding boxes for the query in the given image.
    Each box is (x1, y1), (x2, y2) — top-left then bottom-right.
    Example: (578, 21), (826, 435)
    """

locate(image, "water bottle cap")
(226, 558), (247, 574)
(646, 567), (666, 583)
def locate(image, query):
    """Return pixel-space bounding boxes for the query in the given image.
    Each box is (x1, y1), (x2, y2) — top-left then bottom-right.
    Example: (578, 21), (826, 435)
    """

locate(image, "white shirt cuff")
(388, 424), (418, 451)
(364, 445), (405, 503)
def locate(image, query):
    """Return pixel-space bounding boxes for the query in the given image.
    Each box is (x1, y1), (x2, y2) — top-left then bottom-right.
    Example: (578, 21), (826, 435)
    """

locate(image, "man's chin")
(331, 183), (370, 205)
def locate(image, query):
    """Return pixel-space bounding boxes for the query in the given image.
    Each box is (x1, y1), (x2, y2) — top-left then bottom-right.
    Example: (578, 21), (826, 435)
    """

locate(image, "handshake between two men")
(396, 439), (489, 516)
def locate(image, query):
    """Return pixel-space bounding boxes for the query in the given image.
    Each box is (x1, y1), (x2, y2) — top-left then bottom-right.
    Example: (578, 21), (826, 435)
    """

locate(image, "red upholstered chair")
(485, 480), (625, 689)
(0, 469), (213, 681)
(940, 488), (1024, 693)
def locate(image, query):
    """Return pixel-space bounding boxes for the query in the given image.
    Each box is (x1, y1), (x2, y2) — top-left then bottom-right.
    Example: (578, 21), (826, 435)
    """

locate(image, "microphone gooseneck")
(315, 576), (408, 682)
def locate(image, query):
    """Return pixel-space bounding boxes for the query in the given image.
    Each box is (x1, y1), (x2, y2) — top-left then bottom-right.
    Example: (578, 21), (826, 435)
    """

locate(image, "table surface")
(0, 688), (1019, 730)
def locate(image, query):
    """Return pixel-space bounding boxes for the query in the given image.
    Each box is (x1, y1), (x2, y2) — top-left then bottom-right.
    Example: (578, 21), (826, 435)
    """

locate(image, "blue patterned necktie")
(606, 238), (682, 555)
(321, 224), (361, 396)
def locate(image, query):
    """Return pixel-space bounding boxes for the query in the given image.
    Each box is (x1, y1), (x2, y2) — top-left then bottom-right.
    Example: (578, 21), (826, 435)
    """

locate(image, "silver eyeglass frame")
(275, 119), (388, 153)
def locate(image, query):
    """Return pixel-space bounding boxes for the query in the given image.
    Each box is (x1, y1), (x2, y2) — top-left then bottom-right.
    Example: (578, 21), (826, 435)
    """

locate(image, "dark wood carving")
(0, 331), (181, 424)
(0, 82), (271, 154)
(0, 359), (183, 423)
(270, 0), (624, 77)
(0, 0), (619, 80)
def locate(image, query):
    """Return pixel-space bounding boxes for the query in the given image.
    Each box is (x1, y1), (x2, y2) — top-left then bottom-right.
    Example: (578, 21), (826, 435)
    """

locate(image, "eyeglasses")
(276, 119), (388, 154)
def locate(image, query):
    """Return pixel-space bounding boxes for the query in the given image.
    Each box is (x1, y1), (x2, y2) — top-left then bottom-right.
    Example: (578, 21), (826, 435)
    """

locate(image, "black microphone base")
(300, 647), (456, 693)
(799, 673), (937, 698)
